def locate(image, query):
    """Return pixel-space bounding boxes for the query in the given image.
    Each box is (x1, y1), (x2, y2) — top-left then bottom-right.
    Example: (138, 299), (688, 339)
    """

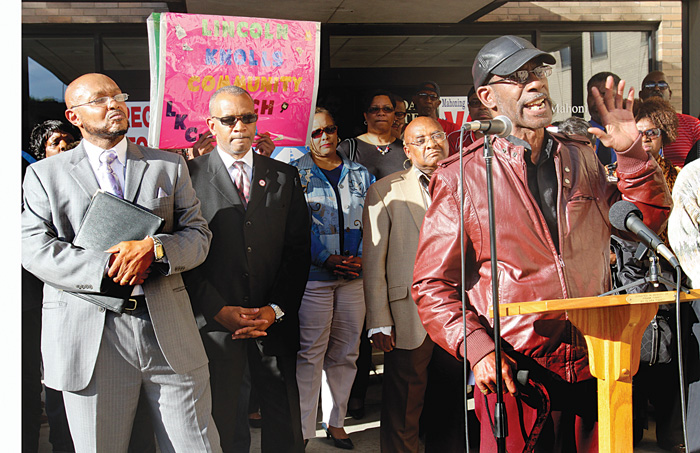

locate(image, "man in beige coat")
(363, 117), (466, 452)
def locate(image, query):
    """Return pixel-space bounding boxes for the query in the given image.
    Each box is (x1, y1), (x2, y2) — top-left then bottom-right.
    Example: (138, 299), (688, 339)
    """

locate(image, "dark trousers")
(381, 336), (467, 452)
(206, 336), (304, 453)
(247, 340), (304, 453)
(231, 363), (252, 453)
(633, 361), (684, 448)
(22, 307), (42, 453)
(475, 357), (598, 453)
(349, 324), (372, 410)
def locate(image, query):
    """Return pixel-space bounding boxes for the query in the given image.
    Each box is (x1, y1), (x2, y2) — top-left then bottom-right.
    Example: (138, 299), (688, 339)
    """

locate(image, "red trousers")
(475, 369), (598, 452)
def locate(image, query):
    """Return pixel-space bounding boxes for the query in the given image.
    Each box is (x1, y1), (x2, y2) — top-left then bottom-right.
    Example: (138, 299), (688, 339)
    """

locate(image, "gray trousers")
(62, 310), (221, 453)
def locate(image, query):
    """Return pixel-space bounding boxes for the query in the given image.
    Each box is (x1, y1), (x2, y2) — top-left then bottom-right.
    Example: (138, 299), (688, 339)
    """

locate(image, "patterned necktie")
(233, 160), (250, 204)
(98, 150), (124, 199)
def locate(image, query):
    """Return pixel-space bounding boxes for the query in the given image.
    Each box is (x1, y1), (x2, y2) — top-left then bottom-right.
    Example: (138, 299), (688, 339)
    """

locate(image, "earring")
(403, 159), (412, 170)
(363, 120), (368, 125)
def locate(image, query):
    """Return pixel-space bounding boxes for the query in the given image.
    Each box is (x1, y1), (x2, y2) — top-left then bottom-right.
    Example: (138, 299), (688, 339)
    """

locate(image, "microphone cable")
(458, 123), (472, 453)
(675, 265), (689, 449)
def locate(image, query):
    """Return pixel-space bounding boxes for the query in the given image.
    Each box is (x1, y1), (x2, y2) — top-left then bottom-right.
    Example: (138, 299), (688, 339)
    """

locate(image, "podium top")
(492, 289), (700, 317)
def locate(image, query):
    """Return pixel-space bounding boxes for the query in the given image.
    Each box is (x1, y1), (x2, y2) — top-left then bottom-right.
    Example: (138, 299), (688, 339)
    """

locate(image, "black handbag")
(639, 313), (674, 365)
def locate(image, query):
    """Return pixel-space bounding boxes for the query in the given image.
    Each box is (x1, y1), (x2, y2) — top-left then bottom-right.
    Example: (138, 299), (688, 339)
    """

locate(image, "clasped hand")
(106, 237), (155, 286)
(214, 305), (276, 339)
(325, 254), (362, 279)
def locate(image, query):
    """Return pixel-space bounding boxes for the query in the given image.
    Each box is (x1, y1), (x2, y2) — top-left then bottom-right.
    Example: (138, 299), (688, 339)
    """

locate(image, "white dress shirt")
(217, 146), (253, 187)
(83, 137), (144, 296)
(82, 137), (127, 192)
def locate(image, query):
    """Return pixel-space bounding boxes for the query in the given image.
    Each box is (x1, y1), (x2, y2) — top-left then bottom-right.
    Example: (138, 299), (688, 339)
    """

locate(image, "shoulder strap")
(348, 137), (357, 161)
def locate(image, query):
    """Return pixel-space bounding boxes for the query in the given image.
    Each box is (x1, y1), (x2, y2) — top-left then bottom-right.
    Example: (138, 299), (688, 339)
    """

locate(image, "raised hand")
(588, 76), (639, 152)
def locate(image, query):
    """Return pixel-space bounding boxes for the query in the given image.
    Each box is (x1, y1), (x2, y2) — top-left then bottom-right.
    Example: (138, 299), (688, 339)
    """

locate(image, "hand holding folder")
(70, 190), (164, 312)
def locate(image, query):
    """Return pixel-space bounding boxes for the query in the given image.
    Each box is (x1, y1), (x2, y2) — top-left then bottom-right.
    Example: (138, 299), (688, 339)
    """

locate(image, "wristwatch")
(268, 303), (285, 323)
(151, 236), (165, 262)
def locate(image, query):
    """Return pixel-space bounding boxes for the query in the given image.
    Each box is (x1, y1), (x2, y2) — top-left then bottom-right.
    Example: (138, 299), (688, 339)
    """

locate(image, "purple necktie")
(98, 150), (124, 199)
(233, 160), (250, 205)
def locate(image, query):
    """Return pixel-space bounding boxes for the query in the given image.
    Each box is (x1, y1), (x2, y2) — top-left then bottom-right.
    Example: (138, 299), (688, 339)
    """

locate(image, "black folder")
(71, 190), (164, 312)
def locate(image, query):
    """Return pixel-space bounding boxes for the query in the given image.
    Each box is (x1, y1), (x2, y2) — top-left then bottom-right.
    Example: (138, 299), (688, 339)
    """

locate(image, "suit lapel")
(68, 143), (101, 199)
(208, 149), (245, 210)
(246, 153), (269, 217)
(401, 169), (427, 231)
(123, 142), (147, 202)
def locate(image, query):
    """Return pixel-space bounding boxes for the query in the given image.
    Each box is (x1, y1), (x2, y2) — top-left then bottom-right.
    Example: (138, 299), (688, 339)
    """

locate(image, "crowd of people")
(21, 33), (700, 453)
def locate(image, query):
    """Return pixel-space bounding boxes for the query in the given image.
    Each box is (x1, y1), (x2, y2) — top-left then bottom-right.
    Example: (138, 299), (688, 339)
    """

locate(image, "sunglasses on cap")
(642, 81), (669, 91)
(311, 125), (338, 138)
(488, 65), (552, 86)
(639, 128), (662, 138)
(211, 113), (258, 126)
(416, 92), (439, 101)
(367, 106), (395, 114)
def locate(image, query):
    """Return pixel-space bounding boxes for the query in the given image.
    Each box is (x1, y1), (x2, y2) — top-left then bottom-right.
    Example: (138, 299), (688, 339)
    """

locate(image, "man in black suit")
(184, 86), (311, 453)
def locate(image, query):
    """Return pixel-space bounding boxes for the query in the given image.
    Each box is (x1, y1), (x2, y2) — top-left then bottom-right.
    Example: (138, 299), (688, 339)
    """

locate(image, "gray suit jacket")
(22, 140), (212, 391)
(362, 168), (428, 350)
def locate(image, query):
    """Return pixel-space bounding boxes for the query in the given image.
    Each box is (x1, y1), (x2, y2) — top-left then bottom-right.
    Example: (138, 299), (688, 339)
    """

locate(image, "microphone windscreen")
(493, 115), (513, 137)
(609, 200), (643, 231)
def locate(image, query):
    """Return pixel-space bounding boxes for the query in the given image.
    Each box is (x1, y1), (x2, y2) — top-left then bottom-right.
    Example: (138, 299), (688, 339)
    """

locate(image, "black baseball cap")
(415, 81), (440, 97)
(472, 35), (556, 88)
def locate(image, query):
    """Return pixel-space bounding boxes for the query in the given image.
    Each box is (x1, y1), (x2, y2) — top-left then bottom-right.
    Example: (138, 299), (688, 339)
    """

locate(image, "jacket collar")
(295, 151), (357, 182)
(400, 168), (428, 230)
(68, 140), (147, 203)
(207, 146), (245, 209)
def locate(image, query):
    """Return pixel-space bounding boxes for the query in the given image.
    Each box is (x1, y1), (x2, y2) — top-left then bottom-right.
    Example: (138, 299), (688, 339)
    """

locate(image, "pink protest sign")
(147, 13), (320, 150)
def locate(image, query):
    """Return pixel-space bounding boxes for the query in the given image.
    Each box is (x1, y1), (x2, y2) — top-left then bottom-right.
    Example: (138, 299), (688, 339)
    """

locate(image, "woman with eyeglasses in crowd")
(611, 96), (686, 451)
(291, 107), (375, 450)
(337, 90), (407, 180)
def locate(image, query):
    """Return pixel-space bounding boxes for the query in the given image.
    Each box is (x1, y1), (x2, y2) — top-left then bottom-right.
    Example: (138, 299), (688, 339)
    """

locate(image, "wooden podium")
(497, 289), (700, 452)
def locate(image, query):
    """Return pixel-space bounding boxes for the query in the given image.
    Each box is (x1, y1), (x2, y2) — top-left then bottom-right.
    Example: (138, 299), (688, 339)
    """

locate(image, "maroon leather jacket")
(412, 132), (671, 382)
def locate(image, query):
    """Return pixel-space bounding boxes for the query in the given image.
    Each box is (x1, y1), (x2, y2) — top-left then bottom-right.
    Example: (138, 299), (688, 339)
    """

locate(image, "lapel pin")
(259, 179), (266, 187)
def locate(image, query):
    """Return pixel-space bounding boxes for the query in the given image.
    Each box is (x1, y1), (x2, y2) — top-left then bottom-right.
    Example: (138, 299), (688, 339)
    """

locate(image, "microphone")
(461, 115), (513, 138)
(609, 200), (680, 269)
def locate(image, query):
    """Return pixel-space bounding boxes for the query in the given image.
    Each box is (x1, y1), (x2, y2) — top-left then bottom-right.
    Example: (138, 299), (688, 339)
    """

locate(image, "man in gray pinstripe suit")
(21, 73), (221, 452)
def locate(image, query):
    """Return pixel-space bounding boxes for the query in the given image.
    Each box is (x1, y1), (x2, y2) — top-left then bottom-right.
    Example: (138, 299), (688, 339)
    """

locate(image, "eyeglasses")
(642, 81), (669, 91)
(639, 128), (662, 138)
(211, 114), (259, 126)
(488, 65), (553, 85)
(367, 106), (395, 114)
(394, 111), (407, 119)
(416, 92), (439, 101)
(468, 98), (483, 108)
(407, 131), (447, 147)
(70, 93), (129, 109)
(310, 125), (338, 138)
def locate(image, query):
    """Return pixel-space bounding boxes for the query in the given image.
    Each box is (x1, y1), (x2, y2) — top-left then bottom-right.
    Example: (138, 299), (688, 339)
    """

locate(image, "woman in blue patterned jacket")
(290, 107), (375, 450)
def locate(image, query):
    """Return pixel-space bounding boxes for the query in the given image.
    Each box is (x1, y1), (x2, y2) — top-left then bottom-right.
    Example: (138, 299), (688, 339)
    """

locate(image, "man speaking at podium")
(412, 36), (671, 452)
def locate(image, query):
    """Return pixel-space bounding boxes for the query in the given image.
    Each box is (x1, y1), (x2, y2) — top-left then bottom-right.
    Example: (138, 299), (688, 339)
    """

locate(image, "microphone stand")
(458, 125), (472, 453)
(484, 134), (507, 453)
(601, 243), (691, 296)
(601, 242), (691, 448)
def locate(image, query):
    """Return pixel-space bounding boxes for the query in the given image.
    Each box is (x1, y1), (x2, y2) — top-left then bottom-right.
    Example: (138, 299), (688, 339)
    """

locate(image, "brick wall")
(479, 1), (683, 111)
(22, 1), (684, 110)
(22, 2), (169, 24)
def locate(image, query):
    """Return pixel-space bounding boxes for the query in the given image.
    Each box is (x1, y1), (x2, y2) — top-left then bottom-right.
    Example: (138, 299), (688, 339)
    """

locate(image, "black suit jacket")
(184, 150), (311, 356)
